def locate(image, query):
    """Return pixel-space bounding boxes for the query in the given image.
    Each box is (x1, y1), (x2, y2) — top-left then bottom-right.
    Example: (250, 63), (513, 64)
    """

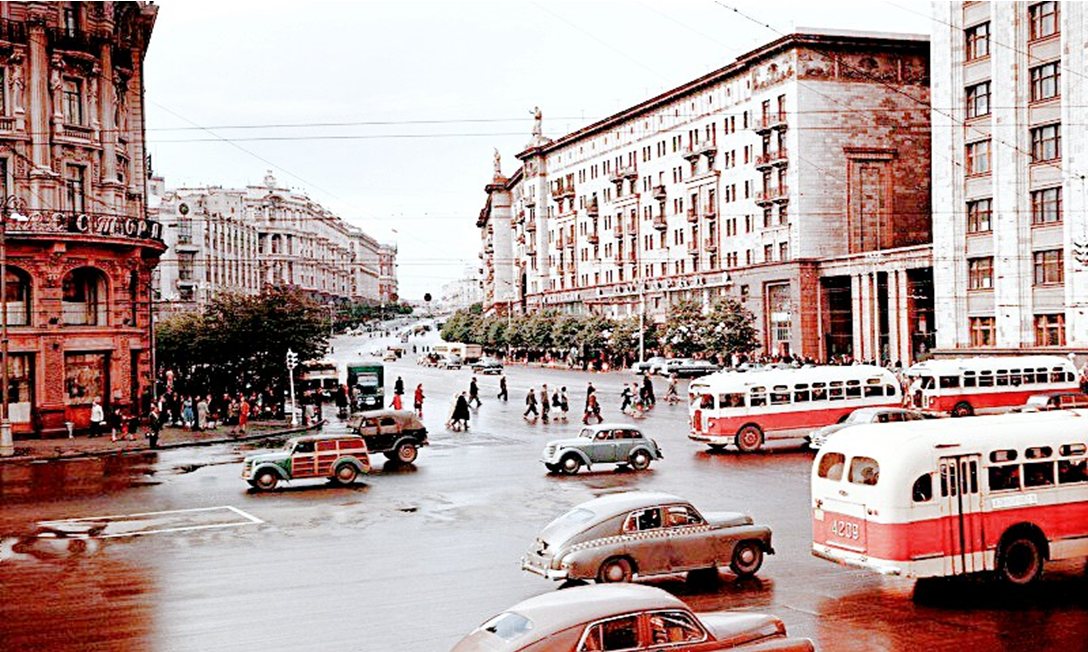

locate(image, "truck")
(346, 362), (385, 411)
(433, 342), (483, 363)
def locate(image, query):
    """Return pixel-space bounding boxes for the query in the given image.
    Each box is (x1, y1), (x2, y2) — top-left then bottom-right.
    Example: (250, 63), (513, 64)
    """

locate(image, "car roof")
(354, 408), (423, 424)
(502, 584), (687, 637)
(291, 433), (362, 443)
(573, 491), (687, 517)
(583, 423), (644, 432)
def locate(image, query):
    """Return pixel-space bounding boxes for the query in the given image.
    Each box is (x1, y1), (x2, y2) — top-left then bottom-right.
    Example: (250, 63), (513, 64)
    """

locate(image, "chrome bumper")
(520, 556), (567, 580)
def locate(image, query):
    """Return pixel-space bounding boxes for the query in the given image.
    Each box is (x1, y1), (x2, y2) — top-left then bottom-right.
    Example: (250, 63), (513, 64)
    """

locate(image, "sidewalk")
(0, 419), (324, 464)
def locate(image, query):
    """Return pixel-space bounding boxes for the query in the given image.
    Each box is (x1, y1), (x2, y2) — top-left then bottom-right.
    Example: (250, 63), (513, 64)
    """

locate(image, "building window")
(1, 266), (30, 326)
(62, 267), (108, 326)
(1030, 124), (1061, 163)
(965, 82), (991, 119)
(1031, 187), (1062, 225)
(764, 244), (773, 262)
(62, 78), (83, 125)
(1029, 2), (1059, 41)
(968, 257), (994, 290)
(1033, 249), (1064, 285)
(63, 3), (80, 37)
(65, 165), (86, 212)
(779, 242), (789, 261)
(965, 22), (990, 61)
(1030, 62), (1060, 102)
(969, 316), (996, 347)
(1035, 313), (1065, 346)
(965, 140), (991, 175)
(966, 198), (992, 233)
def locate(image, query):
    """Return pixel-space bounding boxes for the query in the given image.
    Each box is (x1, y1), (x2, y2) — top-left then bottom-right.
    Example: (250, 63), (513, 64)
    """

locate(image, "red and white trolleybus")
(811, 410), (1088, 584)
(905, 355), (1078, 417)
(688, 365), (902, 453)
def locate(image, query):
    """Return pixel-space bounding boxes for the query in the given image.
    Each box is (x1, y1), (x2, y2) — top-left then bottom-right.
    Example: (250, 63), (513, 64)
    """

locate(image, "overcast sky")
(143, 0), (935, 301)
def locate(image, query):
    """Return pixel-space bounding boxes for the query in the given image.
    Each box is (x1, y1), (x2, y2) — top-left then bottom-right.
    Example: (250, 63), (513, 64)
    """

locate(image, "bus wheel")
(735, 425), (764, 453)
(951, 402), (974, 418)
(998, 535), (1044, 585)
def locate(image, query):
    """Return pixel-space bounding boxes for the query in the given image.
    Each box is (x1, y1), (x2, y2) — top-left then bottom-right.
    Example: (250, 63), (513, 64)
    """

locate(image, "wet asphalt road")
(0, 333), (1086, 652)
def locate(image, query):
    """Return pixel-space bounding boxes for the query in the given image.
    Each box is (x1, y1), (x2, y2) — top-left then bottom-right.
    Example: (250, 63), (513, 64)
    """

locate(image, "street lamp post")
(0, 196), (26, 457)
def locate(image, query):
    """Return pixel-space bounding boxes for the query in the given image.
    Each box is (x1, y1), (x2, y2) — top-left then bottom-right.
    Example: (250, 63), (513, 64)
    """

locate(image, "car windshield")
(579, 428), (597, 439)
(480, 612), (533, 641)
(1025, 395), (1051, 407)
(843, 411), (873, 424)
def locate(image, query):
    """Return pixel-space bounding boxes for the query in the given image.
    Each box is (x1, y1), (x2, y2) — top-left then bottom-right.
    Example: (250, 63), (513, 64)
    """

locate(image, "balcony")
(704, 238), (718, 252)
(586, 199), (599, 217)
(703, 206), (716, 221)
(755, 148), (788, 169)
(755, 112), (788, 134)
(48, 27), (104, 55)
(687, 240), (698, 255)
(755, 185), (789, 205)
(652, 216), (667, 231)
(550, 184), (575, 200)
(525, 220), (536, 232)
(652, 185), (667, 200)
(563, 234), (575, 248)
(517, 234), (526, 245)
(614, 221), (623, 237)
(0, 19), (27, 45)
(615, 252), (625, 265)
(686, 208), (699, 224)
(61, 123), (95, 141)
(587, 232), (600, 245)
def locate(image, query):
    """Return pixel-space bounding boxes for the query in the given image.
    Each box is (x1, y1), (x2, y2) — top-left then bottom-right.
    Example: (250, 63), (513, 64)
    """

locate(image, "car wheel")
(333, 463), (358, 485)
(998, 534), (1044, 585)
(597, 557), (633, 583)
(560, 454), (582, 475)
(730, 541), (764, 577)
(395, 442), (418, 464)
(735, 425), (764, 453)
(544, 463), (560, 474)
(629, 450), (651, 471)
(254, 469), (278, 491)
(952, 402), (974, 418)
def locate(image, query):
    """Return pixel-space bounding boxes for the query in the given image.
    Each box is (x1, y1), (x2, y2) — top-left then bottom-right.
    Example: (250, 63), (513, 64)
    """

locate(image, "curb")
(0, 420), (328, 464)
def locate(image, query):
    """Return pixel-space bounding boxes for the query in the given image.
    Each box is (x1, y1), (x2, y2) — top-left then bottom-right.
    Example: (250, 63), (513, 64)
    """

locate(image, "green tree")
(701, 298), (760, 361)
(156, 287), (330, 398)
(662, 298), (704, 358)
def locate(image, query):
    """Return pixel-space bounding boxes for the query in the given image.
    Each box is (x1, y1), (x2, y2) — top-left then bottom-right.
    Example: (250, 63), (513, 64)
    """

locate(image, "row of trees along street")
(155, 287), (412, 398)
(439, 297), (760, 367)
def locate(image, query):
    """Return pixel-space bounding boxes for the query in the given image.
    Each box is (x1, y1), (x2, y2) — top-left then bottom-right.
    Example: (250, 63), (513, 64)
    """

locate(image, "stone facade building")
(0, 2), (162, 437)
(153, 171), (393, 312)
(480, 30), (935, 363)
(932, 1), (1087, 353)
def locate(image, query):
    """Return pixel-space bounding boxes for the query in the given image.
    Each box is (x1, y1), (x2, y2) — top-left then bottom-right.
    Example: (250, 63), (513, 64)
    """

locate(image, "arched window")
(2, 266), (30, 326)
(62, 267), (108, 326)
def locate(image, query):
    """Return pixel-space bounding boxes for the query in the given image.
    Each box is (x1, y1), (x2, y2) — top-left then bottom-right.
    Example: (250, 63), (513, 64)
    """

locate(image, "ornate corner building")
(480, 30), (935, 363)
(0, 2), (162, 437)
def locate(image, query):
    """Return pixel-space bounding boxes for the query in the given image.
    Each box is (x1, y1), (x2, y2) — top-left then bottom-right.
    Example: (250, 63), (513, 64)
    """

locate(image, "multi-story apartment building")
(441, 267), (483, 313)
(481, 30), (934, 363)
(378, 243), (398, 303)
(0, 2), (163, 438)
(933, 1), (1086, 353)
(154, 171), (393, 311)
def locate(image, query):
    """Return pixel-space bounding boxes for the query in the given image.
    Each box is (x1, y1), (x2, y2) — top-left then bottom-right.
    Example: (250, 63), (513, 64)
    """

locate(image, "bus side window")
(828, 383), (844, 401)
(749, 388), (766, 407)
(845, 381), (862, 398)
(817, 453), (845, 481)
(1024, 461), (1055, 487)
(1058, 459), (1088, 484)
(863, 385), (882, 398)
(995, 370), (1009, 387)
(939, 375), (960, 389)
(700, 394), (714, 410)
(911, 474), (933, 502)
(770, 385), (790, 405)
(811, 384), (826, 401)
(988, 465), (1020, 491)
(963, 372), (977, 388)
(794, 387), (810, 403)
(978, 372), (994, 387)
(1050, 368), (1065, 383)
(849, 457), (880, 485)
(1009, 370), (1021, 386)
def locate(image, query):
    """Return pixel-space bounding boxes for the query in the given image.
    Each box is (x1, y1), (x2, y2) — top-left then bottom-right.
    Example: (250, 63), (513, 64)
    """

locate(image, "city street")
(0, 332), (1085, 652)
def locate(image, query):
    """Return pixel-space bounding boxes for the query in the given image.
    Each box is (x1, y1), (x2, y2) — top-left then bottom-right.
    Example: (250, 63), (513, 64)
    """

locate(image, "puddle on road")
(0, 452), (160, 503)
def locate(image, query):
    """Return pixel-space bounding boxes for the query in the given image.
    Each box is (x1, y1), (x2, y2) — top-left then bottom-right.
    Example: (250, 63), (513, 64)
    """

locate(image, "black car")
(471, 357), (504, 374)
(672, 360), (720, 378)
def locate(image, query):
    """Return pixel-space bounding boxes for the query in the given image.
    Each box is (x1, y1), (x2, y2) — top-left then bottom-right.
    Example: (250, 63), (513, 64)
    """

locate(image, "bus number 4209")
(831, 519), (860, 540)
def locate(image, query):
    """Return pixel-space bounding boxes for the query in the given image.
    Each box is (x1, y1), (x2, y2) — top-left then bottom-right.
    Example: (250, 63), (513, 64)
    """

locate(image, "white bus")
(688, 365), (901, 453)
(905, 355), (1078, 417)
(811, 411), (1088, 584)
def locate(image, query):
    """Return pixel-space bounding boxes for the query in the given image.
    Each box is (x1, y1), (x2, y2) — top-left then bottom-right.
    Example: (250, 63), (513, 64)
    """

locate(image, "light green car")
(542, 424), (662, 475)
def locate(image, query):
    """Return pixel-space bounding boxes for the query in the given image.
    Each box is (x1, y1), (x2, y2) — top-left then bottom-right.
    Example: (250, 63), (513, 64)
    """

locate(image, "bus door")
(938, 454), (985, 575)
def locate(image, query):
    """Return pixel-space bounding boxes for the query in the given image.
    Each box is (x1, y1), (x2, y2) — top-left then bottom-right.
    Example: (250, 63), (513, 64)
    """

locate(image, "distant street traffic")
(0, 329), (1085, 652)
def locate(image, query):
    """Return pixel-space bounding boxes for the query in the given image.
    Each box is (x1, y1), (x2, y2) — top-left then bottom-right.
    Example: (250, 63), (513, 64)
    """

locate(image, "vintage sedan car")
(672, 359), (720, 379)
(521, 491), (773, 584)
(450, 583), (813, 652)
(635, 356), (668, 375)
(347, 408), (429, 464)
(241, 433), (370, 491)
(1014, 391), (1088, 413)
(471, 357), (504, 374)
(437, 354), (463, 370)
(541, 424), (662, 475)
(807, 406), (936, 450)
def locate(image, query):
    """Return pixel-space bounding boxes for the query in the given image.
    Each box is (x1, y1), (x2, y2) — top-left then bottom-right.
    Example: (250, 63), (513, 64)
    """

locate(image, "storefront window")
(767, 282), (791, 355)
(2, 266), (30, 326)
(4, 353), (32, 424)
(65, 352), (107, 405)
